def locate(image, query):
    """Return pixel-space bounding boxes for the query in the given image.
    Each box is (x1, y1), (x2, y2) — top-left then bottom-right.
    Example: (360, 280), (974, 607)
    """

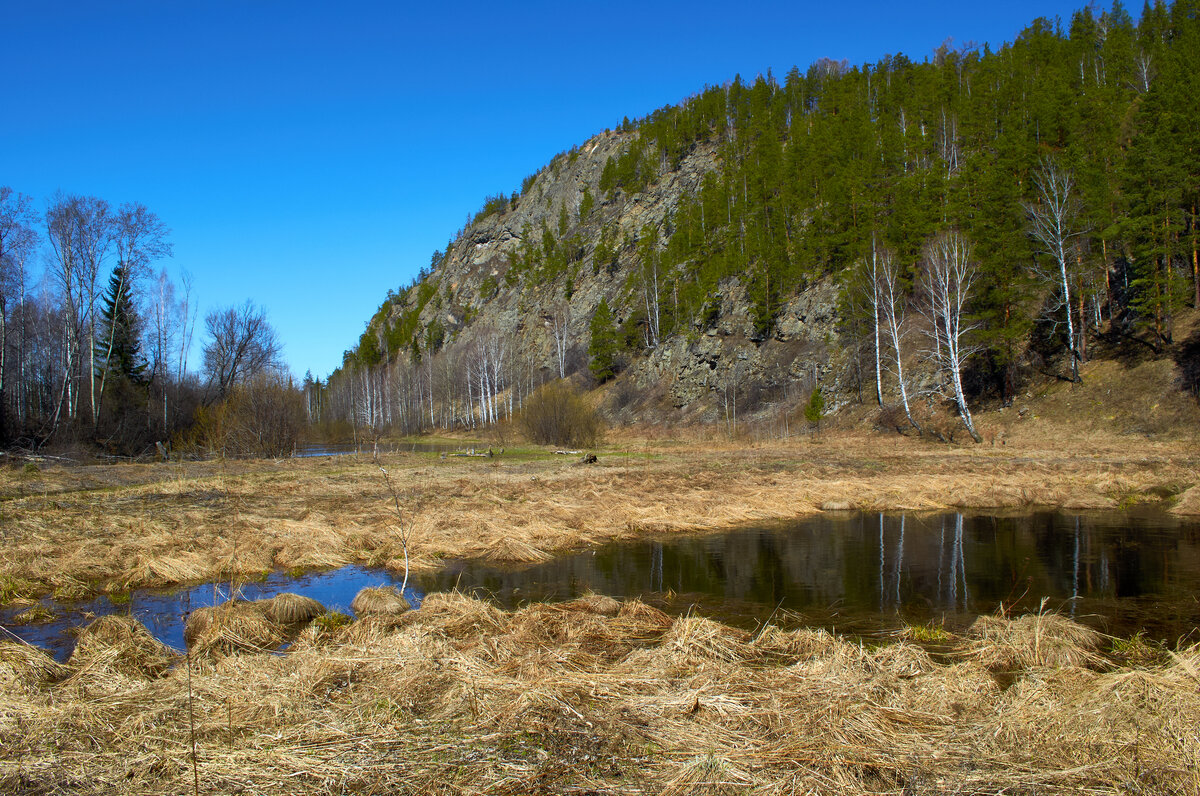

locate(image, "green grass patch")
(311, 611), (352, 632)
(0, 574), (39, 604)
(904, 621), (954, 643)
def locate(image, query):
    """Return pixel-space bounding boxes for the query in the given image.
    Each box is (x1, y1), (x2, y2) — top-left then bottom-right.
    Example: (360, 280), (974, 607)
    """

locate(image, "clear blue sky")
(2, 0), (1091, 380)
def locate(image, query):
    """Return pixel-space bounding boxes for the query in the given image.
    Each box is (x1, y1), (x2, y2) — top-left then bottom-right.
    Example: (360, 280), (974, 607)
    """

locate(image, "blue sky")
(2, 0), (1092, 379)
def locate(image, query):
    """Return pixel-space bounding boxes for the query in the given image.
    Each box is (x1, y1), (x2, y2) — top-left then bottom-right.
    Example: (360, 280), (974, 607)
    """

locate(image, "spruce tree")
(588, 298), (619, 383)
(96, 263), (146, 385)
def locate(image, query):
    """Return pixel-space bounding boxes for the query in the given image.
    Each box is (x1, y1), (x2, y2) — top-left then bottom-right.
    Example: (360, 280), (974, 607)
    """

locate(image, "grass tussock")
(68, 615), (176, 678)
(184, 599), (287, 656)
(349, 586), (410, 616)
(3, 597), (1196, 794)
(967, 611), (1105, 670)
(0, 641), (67, 692)
(262, 592), (325, 624)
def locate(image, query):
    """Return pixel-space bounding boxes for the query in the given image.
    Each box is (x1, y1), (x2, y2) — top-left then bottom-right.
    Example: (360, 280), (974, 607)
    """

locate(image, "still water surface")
(4, 510), (1198, 660)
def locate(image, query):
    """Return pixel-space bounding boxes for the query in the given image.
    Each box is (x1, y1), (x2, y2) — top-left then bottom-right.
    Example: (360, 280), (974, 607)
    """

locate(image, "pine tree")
(588, 298), (619, 382)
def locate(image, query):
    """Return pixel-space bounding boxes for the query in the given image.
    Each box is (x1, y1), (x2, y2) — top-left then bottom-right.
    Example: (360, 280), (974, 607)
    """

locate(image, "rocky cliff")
(363, 125), (844, 424)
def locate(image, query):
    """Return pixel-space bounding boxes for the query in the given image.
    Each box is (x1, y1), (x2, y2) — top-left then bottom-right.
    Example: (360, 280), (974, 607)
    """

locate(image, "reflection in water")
(429, 509), (1200, 642)
(5, 510), (1200, 661)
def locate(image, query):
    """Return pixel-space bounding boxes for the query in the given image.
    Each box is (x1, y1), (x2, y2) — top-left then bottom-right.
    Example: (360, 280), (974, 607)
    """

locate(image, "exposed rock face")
(383, 127), (842, 419)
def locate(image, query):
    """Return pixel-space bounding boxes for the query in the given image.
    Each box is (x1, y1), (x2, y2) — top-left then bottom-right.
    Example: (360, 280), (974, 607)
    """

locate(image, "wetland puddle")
(5, 509), (1199, 660)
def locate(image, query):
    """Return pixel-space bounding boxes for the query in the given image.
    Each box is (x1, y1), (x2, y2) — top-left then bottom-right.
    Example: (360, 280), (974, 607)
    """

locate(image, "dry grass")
(967, 610), (1106, 670)
(0, 641), (67, 693)
(262, 592), (326, 625)
(2, 599), (1197, 794)
(68, 614), (176, 678)
(349, 586), (410, 616)
(184, 599), (288, 657)
(0, 425), (1196, 604)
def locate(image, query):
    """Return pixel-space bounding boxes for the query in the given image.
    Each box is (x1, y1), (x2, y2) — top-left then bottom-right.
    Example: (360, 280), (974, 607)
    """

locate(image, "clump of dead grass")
(966, 610), (1105, 670)
(660, 753), (753, 796)
(404, 590), (508, 638)
(350, 586), (410, 616)
(567, 591), (621, 616)
(184, 600), (285, 656)
(0, 641), (67, 692)
(68, 614), (175, 678)
(262, 592), (325, 624)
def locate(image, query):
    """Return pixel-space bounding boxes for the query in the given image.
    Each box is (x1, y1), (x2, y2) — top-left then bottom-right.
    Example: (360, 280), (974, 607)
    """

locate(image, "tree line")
(0, 189), (300, 456)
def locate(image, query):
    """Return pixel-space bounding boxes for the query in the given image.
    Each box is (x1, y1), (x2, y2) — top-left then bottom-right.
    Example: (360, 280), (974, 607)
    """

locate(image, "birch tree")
(94, 204), (171, 419)
(920, 231), (982, 443)
(852, 238), (884, 406)
(875, 247), (921, 435)
(0, 189), (39, 437)
(1025, 157), (1084, 382)
(548, 302), (570, 379)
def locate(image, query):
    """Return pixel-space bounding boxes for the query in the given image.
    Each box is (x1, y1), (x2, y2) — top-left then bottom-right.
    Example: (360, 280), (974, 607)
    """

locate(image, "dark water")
(426, 510), (1200, 643)
(4, 510), (1199, 661)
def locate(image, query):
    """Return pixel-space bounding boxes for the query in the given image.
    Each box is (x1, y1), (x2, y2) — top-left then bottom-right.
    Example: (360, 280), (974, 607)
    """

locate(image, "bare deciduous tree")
(0, 188), (39, 437)
(96, 203), (172, 418)
(45, 193), (114, 427)
(202, 301), (283, 397)
(548, 302), (570, 379)
(1025, 156), (1084, 382)
(920, 231), (981, 443)
(875, 247), (922, 435)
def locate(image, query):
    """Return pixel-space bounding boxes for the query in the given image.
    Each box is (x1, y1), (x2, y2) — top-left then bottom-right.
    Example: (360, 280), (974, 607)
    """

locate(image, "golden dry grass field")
(2, 410), (1199, 794)
(2, 426), (1198, 603)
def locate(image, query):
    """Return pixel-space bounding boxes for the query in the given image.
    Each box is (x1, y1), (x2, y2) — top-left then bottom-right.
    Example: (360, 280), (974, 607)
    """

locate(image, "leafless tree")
(45, 194), (114, 427)
(147, 269), (177, 432)
(548, 302), (570, 379)
(202, 301), (283, 397)
(920, 231), (981, 443)
(853, 238), (884, 406)
(875, 247), (921, 435)
(1025, 156), (1084, 382)
(0, 189), (39, 436)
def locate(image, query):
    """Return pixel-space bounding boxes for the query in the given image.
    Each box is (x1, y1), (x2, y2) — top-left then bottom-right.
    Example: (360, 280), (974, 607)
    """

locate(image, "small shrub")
(190, 372), (306, 458)
(21, 462), (39, 476)
(519, 381), (604, 448)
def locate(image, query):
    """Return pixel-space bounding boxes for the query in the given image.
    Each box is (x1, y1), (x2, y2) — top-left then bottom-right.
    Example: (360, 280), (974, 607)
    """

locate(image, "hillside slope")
(316, 1), (1200, 438)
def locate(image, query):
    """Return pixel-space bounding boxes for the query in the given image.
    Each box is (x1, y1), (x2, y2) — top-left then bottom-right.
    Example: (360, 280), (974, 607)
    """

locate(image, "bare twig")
(380, 467), (412, 594)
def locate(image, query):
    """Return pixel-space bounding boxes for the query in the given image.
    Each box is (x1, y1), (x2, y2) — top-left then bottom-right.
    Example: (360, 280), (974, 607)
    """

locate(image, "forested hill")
(312, 0), (1200, 434)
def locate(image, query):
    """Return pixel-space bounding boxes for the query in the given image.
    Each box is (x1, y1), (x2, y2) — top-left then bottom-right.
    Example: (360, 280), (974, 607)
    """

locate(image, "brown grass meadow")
(1, 427), (1197, 603)
(1, 421), (1199, 794)
(3, 591), (1200, 794)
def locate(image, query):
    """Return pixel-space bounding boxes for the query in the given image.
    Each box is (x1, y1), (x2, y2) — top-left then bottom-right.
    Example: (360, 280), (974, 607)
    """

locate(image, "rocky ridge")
(380, 127), (843, 422)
